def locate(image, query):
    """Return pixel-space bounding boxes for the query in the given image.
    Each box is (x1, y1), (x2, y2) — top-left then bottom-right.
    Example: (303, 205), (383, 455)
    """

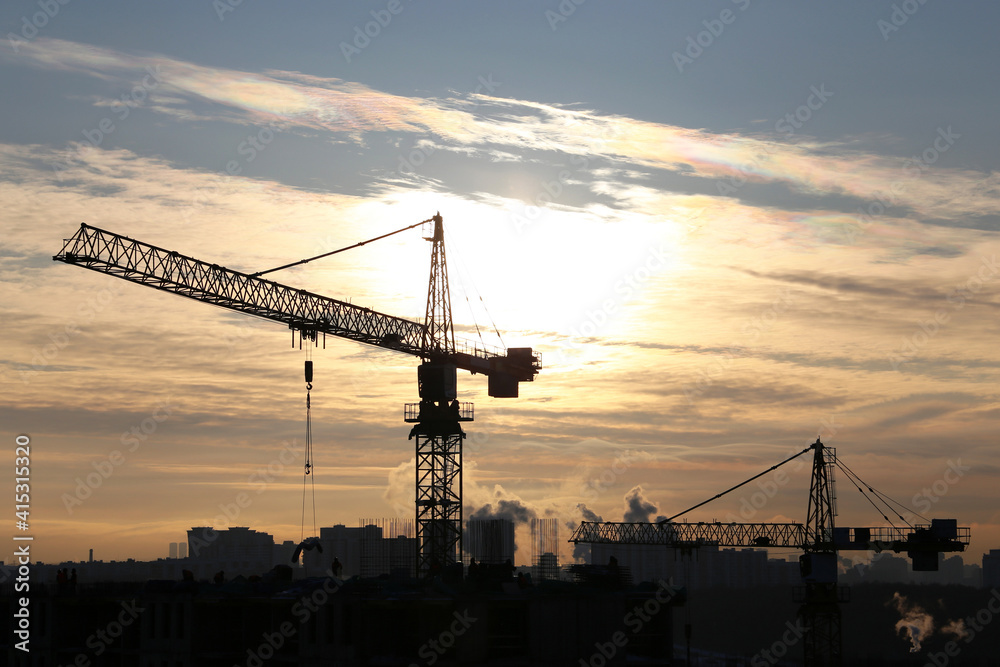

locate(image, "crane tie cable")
(660, 443), (815, 523)
(836, 460), (895, 526)
(838, 457), (929, 523)
(252, 218), (433, 277)
(834, 459), (925, 527)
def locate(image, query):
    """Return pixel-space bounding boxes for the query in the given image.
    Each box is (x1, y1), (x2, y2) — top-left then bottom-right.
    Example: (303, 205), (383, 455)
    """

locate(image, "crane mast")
(54, 216), (540, 575)
(424, 214), (455, 356)
(411, 213), (465, 573)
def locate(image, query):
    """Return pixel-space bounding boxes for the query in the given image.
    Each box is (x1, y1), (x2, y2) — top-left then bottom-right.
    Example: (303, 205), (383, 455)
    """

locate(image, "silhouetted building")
(313, 524), (367, 577)
(840, 552), (982, 587)
(186, 526), (274, 578)
(590, 543), (799, 588)
(984, 549), (1000, 589)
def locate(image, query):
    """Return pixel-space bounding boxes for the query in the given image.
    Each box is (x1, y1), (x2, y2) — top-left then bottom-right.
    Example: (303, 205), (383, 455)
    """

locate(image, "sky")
(1, 1), (999, 569)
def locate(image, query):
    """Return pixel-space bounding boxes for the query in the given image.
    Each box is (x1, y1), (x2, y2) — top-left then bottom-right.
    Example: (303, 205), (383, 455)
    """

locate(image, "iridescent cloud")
(6, 38), (998, 226)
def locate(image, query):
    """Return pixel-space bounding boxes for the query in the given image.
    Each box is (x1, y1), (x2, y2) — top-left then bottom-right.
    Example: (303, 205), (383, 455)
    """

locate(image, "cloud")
(6, 38), (999, 231)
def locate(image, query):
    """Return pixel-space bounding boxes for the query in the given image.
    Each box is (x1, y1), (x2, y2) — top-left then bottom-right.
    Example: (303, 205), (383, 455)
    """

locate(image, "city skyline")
(12, 519), (998, 591)
(2, 2), (999, 569)
(12, 521), (994, 591)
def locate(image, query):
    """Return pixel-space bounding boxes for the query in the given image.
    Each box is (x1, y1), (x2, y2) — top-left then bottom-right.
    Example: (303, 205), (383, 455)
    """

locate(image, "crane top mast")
(423, 212), (455, 358)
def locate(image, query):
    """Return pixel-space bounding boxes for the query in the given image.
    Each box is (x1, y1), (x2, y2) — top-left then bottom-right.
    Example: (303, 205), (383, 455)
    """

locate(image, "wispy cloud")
(6, 38), (998, 230)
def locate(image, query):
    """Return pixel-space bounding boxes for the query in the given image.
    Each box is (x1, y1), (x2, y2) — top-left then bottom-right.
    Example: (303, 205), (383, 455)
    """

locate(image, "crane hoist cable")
(256, 217), (438, 544)
(300, 354), (317, 542)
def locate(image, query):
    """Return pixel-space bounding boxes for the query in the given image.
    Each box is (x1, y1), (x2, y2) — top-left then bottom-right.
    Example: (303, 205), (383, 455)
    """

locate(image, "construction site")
(0, 213), (983, 666)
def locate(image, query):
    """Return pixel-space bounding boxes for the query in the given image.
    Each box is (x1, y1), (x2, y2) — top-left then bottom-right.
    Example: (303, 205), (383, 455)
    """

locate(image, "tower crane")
(569, 438), (970, 666)
(53, 214), (540, 573)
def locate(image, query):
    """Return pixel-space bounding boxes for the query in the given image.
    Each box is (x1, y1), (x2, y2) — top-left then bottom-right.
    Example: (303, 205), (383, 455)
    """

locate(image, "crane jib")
(52, 223), (540, 386)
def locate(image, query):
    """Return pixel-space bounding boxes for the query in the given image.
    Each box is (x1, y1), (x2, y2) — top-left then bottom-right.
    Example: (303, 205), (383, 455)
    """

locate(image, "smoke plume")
(578, 503), (603, 523)
(568, 503), (604, 563)
(941, 619), (970, 641)
(623, 485), (658, 523)
(891, 592), (934, 653)
(469, 498), (536, 524)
